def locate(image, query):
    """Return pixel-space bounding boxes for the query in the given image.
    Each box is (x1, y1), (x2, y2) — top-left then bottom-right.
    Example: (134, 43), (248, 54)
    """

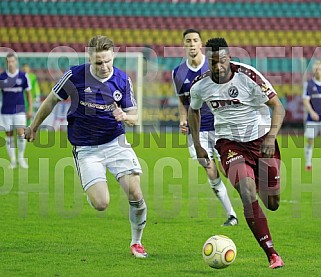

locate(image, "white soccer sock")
(209, 178), (237, 218)
(5, 136), (16, 163)
(305, 144), (313, 167)
(17, 135), (26, 159)
(129, 198), (147, 246)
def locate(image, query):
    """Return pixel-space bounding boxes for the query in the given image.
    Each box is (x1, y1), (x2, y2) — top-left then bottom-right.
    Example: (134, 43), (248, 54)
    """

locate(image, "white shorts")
(187, 131), (220, 161)
(304, 121), (321, 139)
(1, 113), (27, 132)
(73, 134), (142, 191)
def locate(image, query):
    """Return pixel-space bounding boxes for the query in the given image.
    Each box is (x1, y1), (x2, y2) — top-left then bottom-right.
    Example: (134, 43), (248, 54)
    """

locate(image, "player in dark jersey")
(302, 60), (321, 171)
(188, 37), (285, 269)
(172, 29), (238, 226)
(0, 52), (33, 169)
(24, 35), (147, 258)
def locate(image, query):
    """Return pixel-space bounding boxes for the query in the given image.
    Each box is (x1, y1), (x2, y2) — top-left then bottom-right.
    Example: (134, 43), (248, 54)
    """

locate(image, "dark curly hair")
(205, 37), (229, 54)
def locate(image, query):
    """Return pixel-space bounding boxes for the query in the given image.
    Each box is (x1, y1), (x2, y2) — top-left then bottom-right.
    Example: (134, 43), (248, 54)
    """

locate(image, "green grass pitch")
(0, 131), (320, 276)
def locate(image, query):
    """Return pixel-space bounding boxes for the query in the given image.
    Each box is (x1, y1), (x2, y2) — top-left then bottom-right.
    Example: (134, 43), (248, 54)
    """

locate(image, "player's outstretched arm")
(25, 91), (59, 142)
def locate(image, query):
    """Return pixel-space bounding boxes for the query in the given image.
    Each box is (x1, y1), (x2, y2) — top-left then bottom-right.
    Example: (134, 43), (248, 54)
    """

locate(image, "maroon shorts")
(215, 135), (281, 192)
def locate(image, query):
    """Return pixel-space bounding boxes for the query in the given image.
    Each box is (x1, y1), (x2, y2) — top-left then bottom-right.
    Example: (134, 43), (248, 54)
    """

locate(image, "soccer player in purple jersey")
(188, 37), (285, 269)
(172, 29), (238, 226)
(0, 52), (33, 169)
(24, 36), (148, 258)
(303, 60), (321, 171)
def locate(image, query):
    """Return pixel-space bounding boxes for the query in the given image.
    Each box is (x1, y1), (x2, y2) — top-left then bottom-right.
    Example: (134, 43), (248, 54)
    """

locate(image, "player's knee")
(90, 196), (109, 211)
(94, 200), (109, 211)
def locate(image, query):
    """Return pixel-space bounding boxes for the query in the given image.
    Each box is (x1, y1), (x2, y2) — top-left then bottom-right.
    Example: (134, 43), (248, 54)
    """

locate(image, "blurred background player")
(0, 52), (32, 169)
(172, 29), (238, 226)
(302, 60), (321, 171)
(188, 37), (285, 269)
(22, 63), (41, 126)
(24, 35), (148, 258)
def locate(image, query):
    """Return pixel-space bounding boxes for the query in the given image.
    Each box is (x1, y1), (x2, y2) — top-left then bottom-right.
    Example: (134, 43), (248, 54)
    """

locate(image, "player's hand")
(24, 126), (37, 142)
(311, 111), (320, 121)
(112, 102), (126, 122)
(179, 121), (189, 135)
(260, 136), (275, 158)
(27, 111), (33, 120)
(195, 146), (211, 168)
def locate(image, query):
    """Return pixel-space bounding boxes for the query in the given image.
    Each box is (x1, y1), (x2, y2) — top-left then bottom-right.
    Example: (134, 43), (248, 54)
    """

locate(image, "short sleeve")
(120, 76), (137, 111)
(302, 81), (310, 99)
(52, 70), (74, 100)
(190, 85), (203, 110)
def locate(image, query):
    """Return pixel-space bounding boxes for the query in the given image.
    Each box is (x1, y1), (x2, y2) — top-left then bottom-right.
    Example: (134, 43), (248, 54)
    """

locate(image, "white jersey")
(190, 61), (276, 142)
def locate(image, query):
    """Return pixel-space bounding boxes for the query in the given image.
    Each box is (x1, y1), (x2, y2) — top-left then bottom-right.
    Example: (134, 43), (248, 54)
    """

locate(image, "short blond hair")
(88, 35), (114, 56)
(312, 60), (321, 75)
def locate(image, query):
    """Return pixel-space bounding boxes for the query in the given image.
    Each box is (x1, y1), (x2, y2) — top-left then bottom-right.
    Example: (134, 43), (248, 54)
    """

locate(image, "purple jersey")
(172, 55), (214, 131)
(52, 64), (137, 146)
(303, 79), (321, 122)
(0, 70), (31, 114)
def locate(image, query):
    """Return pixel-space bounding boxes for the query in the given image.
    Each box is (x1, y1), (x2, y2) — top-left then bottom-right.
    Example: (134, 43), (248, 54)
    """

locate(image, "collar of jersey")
(90, 66), (113, 83)
(6, 69), (19, 78)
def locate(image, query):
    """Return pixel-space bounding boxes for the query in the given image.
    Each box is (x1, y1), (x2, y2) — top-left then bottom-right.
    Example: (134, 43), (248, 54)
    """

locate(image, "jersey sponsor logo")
(209, 99), (240, 109)
(113, 90), (122, 101)
(79, 100), (114, 111)
(3, 87), (23, 93)
(310, 93), (321, 98)
(84, 87), (92, 93)
(228, 86), (238, 97)
(184, 78), (191, 84)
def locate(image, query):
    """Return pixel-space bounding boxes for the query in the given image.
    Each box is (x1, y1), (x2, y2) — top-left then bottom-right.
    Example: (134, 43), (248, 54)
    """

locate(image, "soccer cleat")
(130, 243), (148, 258)
(18, 158), (29, 169)
(306, 165), (312, 171)
(269, 254), (284, 269)
(222, 215), (238, 226)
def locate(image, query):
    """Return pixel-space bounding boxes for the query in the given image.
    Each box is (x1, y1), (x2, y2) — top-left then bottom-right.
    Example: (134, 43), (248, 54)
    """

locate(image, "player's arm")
(25, 89), (33, 119)
(261, 95), (285, 157)
(188, 106), (210, 168)
(25, 92), (59, 141)
(188, 86), (211, 168)
(113, 102), (138, 127)
(303, 97), (319, 121)
(178, 96), (188, 134)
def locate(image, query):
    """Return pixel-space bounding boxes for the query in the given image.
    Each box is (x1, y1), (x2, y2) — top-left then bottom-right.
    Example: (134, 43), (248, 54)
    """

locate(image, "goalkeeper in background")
(22, 63), (41, 125)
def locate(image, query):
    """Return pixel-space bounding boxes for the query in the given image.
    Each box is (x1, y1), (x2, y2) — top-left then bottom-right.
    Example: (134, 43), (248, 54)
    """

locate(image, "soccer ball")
(202, 235), (237, 269)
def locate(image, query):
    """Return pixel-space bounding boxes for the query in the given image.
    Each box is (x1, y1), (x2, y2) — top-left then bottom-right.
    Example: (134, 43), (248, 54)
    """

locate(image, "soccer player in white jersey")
(188, 37), (285, 269)
(302, 60), (321, 171)
(0, 52), (33, 169)
(172, 29), (238, 226)
(24, 35), (148, 258)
